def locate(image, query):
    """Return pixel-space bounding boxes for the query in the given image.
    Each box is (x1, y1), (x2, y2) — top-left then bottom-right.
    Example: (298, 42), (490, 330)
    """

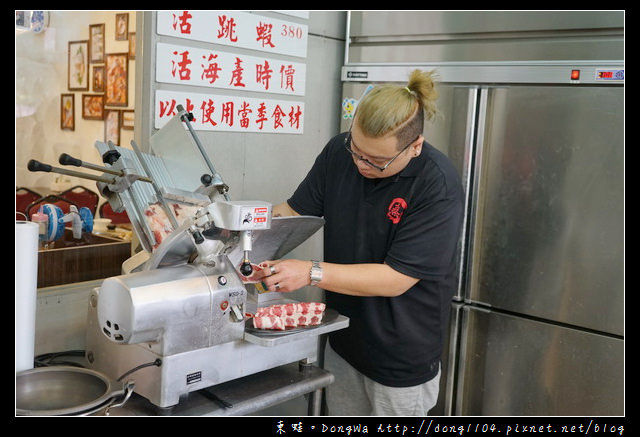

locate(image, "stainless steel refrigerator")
(340, 11), (624, 416)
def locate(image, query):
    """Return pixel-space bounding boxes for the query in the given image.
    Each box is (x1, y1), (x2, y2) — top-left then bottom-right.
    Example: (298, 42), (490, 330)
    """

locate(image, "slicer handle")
(59, 152), (124, 176)
(27, 159), (52, 173)
(58, 153), (82, 167)
(27, 158), (116, 184)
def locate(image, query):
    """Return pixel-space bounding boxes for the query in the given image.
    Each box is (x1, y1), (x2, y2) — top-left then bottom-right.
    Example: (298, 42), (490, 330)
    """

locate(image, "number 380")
(281, 24), (303, 39)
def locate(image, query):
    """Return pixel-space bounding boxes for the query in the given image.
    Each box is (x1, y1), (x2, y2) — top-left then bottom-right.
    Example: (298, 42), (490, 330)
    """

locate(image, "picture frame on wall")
(105, 110), (120, 145)
(105, 53), (128, 107)
(115, 13), (128, 41)
(92, 65), (105, 92)
(15, 11), (29, 30)
(128, 32), (136, 60)
(60, 94), (75, 131)
(122, 110), (134, 130)
(68, 40), (89, 91)
(82, 94), (104, 120)
(89, 23), (105, 64)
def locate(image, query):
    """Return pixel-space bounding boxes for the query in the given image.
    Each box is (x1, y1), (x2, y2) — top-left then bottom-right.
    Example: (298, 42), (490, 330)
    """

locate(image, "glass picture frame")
(89, 23), (105, 64)
(105, 53), (128, 107)
(82, 94), (104, 120)
(60, 94), (75, 130)
(68, 40), (89, 91)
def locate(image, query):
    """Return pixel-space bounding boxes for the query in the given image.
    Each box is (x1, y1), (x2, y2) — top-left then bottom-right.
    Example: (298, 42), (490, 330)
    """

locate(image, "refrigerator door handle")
(460, 87), (489, 302)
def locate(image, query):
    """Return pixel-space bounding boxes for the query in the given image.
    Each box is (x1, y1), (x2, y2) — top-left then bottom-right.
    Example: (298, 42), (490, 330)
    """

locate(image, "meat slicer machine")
(28, 106), (348, 410)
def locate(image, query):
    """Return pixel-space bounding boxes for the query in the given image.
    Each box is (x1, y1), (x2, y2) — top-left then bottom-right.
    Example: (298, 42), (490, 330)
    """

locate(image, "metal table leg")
(307, 387), (323, 415)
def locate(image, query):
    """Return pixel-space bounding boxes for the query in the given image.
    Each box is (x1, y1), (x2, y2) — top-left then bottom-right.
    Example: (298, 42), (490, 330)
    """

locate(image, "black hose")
(34, 350), (86, 368)
(117, 359), (162, 381)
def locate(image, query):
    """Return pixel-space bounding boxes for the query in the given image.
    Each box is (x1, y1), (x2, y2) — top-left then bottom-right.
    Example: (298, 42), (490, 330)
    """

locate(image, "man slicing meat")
(258, 70), (464, 416)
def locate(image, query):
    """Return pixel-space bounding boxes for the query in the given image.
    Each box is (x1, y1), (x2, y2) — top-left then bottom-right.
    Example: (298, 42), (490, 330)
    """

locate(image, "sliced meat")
(253, 315), (286, 330)
(252, 302), (326, 330)
(144, 201), (199, 248)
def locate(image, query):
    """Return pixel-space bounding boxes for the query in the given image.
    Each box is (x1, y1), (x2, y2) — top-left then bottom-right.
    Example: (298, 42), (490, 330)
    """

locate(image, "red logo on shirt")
(386, 198), (407, 224)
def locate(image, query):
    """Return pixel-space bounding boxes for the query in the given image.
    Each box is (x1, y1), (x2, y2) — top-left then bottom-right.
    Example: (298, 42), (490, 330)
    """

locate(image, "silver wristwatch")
(310, 260), (323, 286)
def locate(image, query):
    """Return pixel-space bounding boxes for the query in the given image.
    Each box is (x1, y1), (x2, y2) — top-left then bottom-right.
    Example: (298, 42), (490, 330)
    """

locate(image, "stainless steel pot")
(16, 366), (134, 416)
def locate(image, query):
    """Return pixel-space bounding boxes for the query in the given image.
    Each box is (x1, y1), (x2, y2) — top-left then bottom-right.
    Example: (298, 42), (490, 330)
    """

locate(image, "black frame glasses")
(344, 130), (417, 172)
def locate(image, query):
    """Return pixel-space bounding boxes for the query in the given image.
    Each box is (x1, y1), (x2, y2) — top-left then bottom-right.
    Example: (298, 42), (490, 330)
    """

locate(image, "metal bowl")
(16, 366), (132, 416)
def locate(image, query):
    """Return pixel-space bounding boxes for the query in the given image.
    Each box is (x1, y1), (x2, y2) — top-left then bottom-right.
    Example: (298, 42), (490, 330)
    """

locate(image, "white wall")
(16, 11), (137, 192)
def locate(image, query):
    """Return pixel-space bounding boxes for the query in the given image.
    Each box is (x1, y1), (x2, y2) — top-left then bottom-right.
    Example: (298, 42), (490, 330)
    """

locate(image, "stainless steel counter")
(108, 362), (332, 416)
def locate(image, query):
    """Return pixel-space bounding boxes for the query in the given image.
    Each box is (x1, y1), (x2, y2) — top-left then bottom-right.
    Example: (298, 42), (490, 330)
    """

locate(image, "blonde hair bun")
(407, 69), (438, 121)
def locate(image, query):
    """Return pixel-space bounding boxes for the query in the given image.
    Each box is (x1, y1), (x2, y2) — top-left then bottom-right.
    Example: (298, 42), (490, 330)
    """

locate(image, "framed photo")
(121, 110), (134, 130)
(68, 40), (89, 91)
(115, 13), (128, 41)
(105, 53), (128, 107)
(92, 65), (105, 92)
(89, 23), (105, 64)
(104, 110), (120, 145)
(16, 11), (29, 30)
(60, 94), (75, 131)
(82, 94), (104, 120)
(128, 32), (136, 60)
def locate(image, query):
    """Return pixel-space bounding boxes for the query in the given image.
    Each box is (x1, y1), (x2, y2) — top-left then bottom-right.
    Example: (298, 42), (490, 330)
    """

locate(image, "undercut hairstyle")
(355, 70), (439, 150)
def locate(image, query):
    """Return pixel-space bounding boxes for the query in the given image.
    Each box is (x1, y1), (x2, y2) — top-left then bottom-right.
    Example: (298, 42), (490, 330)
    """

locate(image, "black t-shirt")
(288, 132), (464, 387)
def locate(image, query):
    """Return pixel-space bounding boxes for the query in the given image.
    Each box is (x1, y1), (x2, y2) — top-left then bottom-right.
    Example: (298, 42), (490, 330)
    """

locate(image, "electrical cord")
(117, 359), (162, 381)
(34, 350), (86, 368)
(33, 350), (161, 384)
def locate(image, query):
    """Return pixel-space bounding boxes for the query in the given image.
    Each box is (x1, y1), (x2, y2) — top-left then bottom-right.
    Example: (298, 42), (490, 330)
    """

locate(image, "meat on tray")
(252, 302), (326, 330)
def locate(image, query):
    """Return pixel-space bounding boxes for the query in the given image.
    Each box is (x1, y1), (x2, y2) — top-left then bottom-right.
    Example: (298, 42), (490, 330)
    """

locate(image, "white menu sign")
(155, 42), (306, 96)
(155, 89), (304, 134)
(157, 10), (308, 58)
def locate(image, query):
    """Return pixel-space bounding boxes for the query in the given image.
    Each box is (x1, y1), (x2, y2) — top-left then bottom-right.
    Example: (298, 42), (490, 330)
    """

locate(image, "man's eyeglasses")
(344, 130), (416, 172)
